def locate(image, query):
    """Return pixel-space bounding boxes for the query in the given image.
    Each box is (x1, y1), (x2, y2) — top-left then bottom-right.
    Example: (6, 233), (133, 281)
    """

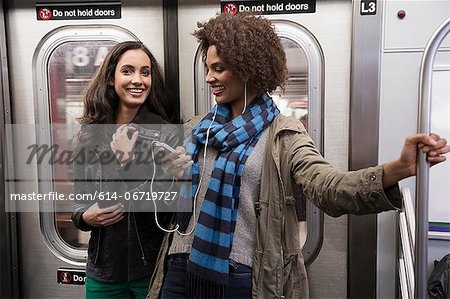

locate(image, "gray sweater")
(168, 129), (269, 267)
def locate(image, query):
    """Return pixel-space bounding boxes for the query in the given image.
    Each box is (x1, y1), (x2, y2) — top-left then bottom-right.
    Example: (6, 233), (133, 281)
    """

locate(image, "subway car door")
(4, 0), (169, 297)
(177, 1), (355, 298)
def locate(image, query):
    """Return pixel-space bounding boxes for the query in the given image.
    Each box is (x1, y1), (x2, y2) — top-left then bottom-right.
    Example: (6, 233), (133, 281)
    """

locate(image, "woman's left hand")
(110, 124), (139, 166)
(158, 146), (194, 178)
(383, 133), (449, 188)
(400, 133), (449, 174)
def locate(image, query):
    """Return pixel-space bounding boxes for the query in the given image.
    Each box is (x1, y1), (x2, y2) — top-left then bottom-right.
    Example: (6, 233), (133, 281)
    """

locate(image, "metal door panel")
(178, 0), (218, 119)
(7, 1), (165, 124)
(178, 1), (351, 298)
(5, 0), (165, 297)
(267, 5), (352, 297)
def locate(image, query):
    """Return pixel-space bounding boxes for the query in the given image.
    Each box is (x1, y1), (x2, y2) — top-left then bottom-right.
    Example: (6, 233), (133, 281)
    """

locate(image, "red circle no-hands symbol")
(223, 3), (238, 15)
(38, 8), (52, 20)
(60, 272), (72, 284)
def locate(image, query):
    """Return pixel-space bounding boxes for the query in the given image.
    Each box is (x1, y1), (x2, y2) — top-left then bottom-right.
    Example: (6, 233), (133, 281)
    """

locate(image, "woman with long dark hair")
(71, 41), (179, 298)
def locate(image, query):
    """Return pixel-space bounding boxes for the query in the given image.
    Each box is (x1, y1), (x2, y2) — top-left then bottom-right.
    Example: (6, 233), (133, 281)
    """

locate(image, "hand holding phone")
(153, 141), (179, 165)
(154, 144), (194, 178)
(153, 141), (177, 154)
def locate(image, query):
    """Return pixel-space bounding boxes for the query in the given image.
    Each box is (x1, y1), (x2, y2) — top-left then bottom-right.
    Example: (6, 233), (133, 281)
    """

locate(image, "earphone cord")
(177, 103), (217, 236)
(242, 80), (247, 114)
(151, 100), (218, 236)
(150, 143), (179, 233)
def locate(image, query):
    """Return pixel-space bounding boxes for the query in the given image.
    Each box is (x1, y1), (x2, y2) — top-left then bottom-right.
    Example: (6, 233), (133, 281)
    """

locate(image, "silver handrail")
(399, 187), (415, 298)
(416, 16), (450, 299)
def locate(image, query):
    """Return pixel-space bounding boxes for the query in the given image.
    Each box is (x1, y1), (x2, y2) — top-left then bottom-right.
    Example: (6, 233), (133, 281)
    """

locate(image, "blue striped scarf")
(178, 94), (279, 297)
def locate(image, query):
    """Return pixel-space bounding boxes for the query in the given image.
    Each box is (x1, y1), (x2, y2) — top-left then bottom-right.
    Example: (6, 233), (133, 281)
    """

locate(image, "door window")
(49, 41), (115, 249)
(35, 26), (138, 264)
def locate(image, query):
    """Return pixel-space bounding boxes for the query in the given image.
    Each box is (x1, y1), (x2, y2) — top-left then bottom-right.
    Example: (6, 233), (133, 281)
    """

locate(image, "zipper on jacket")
(272, 130), (287, 295)
(94, 227), (102, 264)
(132, 208), (148, 266)
(93, 151), (103, 264)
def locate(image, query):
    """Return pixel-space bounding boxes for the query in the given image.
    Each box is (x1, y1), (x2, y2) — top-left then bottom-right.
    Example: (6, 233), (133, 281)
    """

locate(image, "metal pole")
(415, 16), (450, 299)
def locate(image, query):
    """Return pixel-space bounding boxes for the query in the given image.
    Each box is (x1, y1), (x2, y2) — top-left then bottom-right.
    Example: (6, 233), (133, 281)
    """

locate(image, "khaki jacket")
(147, 115), (401, 299)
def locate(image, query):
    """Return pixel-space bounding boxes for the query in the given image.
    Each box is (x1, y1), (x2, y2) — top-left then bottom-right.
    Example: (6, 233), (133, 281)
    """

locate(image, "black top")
(71, 105), (181, 282)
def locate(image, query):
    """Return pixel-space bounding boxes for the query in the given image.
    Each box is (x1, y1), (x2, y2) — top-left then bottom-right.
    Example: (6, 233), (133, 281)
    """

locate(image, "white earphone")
(242, 80), (247, 114)
(152, 97), (218, 235)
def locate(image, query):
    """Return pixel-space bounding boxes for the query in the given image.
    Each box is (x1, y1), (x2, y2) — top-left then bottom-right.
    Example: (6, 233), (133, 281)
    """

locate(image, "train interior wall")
(0, 1), (449, 298)
(377, 1), (450, 298)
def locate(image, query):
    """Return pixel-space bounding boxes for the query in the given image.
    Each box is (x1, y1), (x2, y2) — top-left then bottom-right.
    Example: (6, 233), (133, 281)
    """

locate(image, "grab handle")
(415, 16), (450, 299)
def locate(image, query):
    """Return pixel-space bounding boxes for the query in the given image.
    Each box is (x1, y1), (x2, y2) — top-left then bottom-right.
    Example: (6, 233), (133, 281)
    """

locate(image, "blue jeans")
(160, 255), (252, 299)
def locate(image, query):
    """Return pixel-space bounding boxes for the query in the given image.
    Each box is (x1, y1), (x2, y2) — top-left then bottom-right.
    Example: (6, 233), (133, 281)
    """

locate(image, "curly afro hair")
(193, 12), (288, 94)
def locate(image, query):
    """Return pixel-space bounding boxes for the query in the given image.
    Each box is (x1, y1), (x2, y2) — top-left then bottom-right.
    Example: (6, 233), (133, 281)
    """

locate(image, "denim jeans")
(160, 255), (252, 299)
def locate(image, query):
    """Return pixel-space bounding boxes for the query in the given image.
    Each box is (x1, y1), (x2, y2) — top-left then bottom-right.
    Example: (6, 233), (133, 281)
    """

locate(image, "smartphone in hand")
(153, 141), (179, 164)
(153, 141), (177, 154)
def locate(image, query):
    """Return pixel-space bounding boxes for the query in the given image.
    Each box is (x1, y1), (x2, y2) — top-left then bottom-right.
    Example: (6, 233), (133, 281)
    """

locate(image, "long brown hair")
(78, 41), (173, 125)
(74, 41), (175, 152)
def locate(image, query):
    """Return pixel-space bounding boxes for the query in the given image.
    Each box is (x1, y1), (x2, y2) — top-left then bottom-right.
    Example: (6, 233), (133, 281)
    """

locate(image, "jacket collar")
(270, 114), (306, 139)
(131, 104), (165, 125)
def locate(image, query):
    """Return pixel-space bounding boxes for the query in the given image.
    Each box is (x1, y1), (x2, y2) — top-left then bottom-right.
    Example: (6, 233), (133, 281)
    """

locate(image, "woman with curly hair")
(147, 12), (450, 299)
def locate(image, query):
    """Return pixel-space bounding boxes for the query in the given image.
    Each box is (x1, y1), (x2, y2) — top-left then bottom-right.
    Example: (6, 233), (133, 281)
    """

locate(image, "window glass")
(272, 37), (308, 124)
(48, 41), (116, 249)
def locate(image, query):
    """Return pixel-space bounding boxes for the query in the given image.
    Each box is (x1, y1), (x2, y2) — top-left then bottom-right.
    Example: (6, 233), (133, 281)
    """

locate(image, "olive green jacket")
(147, 115), (401, 299)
